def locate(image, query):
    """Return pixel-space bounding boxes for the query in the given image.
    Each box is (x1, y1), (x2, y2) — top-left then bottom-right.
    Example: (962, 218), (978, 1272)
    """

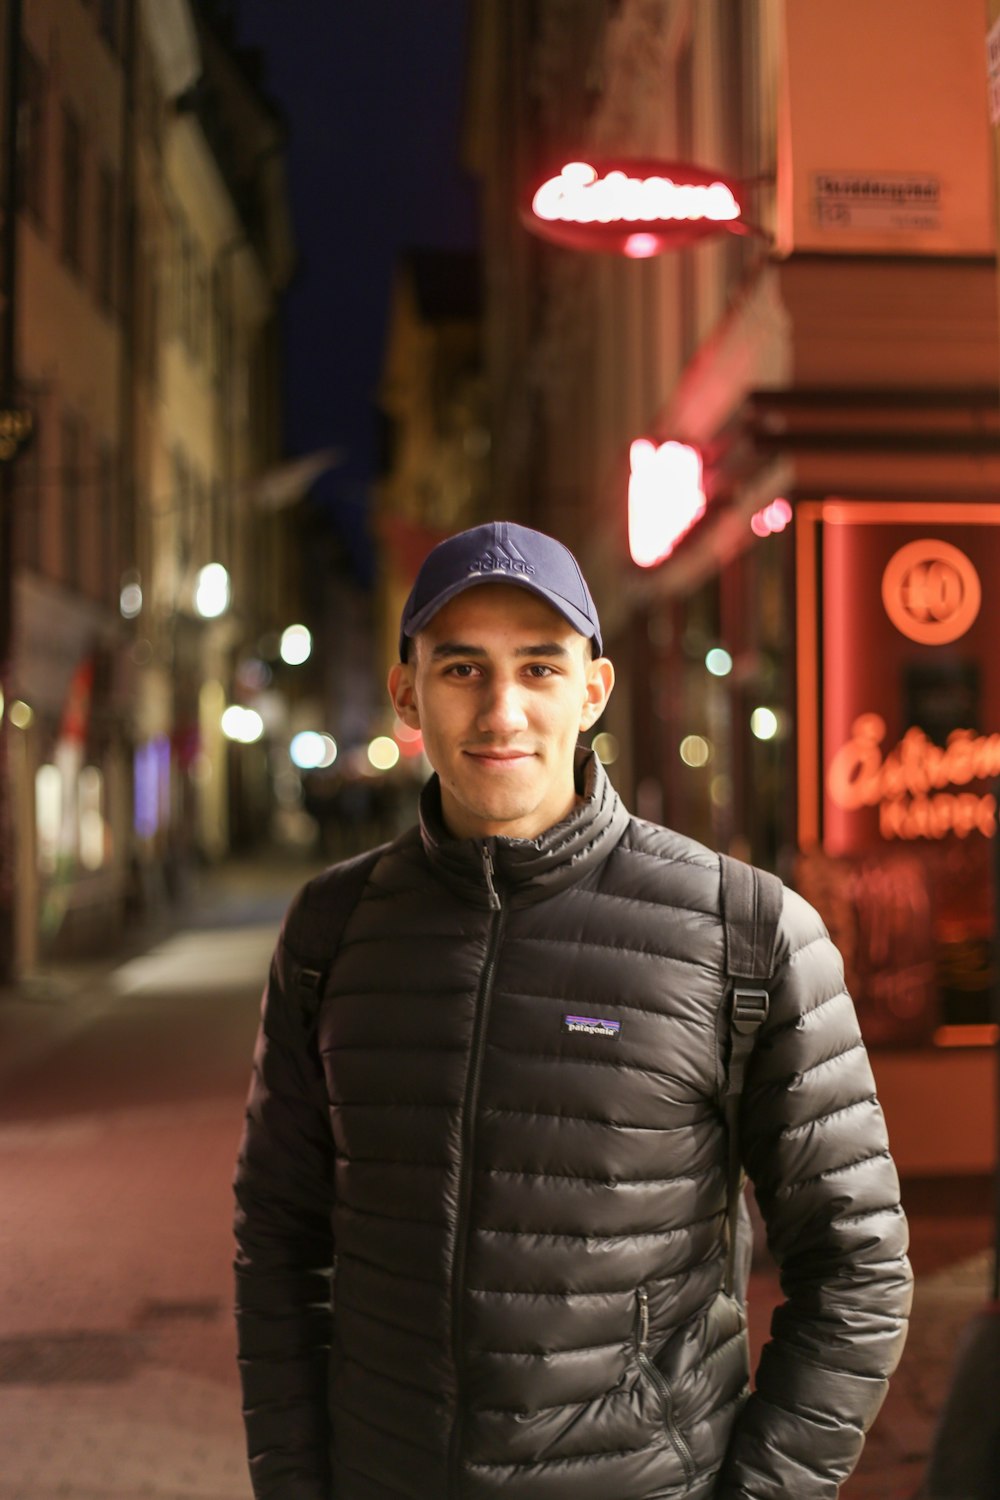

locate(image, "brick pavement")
(0, 856), (298, 1500)
(1, 1097), (254, 1499)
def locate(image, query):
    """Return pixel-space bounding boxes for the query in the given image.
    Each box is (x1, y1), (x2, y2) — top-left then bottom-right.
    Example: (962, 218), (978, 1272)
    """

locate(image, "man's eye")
(446, 663), (478, 678)
(525, 664), (555, 678)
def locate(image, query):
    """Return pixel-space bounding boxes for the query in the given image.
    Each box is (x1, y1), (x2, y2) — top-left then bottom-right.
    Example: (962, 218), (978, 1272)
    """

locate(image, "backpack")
(283, 844), (783, 1301)
(719, 853), (783, 1295)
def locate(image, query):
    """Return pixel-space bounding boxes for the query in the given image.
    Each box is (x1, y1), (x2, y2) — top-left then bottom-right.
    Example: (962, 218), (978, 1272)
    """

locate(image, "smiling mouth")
(465, 748), (534, 765)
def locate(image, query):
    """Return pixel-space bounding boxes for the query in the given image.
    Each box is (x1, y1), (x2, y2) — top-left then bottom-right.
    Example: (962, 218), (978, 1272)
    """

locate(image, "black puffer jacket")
(235, 754), (912, 1500)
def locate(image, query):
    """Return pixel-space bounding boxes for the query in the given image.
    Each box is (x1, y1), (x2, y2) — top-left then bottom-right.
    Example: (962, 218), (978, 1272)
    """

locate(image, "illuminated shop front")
(795, 503), (1000, 1056)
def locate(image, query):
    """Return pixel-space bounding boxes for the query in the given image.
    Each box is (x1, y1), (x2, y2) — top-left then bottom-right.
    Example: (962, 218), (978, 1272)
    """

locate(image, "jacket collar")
(418, 748), (630, 907)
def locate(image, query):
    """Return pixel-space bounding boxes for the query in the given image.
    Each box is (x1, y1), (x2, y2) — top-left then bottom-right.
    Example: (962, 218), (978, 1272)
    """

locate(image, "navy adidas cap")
(399, 520), (602, 661)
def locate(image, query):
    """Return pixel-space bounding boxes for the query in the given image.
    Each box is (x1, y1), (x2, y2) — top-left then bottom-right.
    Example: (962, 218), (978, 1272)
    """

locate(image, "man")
(235, 520), (912, 1500)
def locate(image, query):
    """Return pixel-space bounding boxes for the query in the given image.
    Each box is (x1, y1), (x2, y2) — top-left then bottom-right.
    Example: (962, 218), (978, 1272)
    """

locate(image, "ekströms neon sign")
(523, 159), (743, 255)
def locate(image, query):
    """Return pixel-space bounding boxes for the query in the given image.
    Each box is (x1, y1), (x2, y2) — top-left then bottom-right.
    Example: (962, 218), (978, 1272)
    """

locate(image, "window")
(212, 262), (230, 387)
(96, 164), (116, 313)
(194, 253), (208, 364)
(18, 43), (46, 226)
(191, 468), (208, 563)
(98, 442), (117, 604)
(61, 411), (82, 587)
(180, 226), (193, 347)
(674, 33), (696, 364)
(98, 0), (120, 55)
(136, 236), (160, 385)
(78, 766), (108, 871)
(173, 448), (192, 576)
(60, 106), (84, 271)
(13, 382), (44, 570)
(718, 0), (758, 293)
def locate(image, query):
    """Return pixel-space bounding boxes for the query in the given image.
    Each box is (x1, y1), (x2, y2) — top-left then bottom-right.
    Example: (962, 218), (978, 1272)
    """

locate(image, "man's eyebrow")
(429, 641), (572, 660)
(514, 642), (571, 658)
(430, 641), (488, 659)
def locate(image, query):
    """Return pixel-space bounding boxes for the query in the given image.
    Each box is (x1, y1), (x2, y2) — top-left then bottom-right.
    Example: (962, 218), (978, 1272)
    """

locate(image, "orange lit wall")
(779, 0), (995, 257)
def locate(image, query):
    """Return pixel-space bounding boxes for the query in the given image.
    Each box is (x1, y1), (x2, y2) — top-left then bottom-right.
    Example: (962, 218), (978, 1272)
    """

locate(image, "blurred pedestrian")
(234, 521), (913, 1499)
(919, 1303), (1000, 1499)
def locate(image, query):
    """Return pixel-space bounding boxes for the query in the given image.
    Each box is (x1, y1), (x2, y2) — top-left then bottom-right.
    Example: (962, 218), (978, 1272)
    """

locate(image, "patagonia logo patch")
(563, 1014), (620, 1038)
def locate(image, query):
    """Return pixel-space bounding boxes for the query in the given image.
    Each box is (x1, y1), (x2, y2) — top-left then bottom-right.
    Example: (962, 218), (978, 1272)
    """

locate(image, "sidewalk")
(0, 847), (320, 1087)
(0, 854), (311, 1500)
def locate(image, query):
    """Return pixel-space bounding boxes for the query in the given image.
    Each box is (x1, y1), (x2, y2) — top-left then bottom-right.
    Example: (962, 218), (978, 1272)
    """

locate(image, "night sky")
(231, 0), (479, 581)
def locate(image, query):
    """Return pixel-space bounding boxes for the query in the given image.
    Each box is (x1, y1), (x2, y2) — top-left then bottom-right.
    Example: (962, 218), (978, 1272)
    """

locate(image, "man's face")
(388, 583), (614, 841)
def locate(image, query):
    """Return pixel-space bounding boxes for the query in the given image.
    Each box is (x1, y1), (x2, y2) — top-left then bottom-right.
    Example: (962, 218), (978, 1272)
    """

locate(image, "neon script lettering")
(827, 713), (999, 841)
(532, 162), (740, 226)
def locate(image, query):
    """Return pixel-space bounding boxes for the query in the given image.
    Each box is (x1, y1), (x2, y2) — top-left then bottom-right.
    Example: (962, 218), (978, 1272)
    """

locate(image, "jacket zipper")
(448, 841), (505, 1495)
(635, 1286), (696, 1484)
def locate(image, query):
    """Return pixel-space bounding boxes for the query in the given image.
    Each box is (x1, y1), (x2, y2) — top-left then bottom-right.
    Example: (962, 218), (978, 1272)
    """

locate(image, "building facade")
(376, 247), (487, 682)
(2, 0), (294, 968)
(465, 0), (999, 1173)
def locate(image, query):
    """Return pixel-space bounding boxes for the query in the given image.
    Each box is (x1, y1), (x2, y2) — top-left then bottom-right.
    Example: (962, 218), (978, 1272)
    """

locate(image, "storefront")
(12, 573), (133, 967)
(792, 498), (1000, 1172)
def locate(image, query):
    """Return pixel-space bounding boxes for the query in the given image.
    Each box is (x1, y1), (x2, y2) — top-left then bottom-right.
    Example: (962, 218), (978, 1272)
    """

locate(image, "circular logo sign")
(881, 538), (981, 645)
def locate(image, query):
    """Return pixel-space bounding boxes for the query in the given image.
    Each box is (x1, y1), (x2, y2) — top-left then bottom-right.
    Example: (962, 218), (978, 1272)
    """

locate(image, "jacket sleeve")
(717, 885), (914, 1500)
(234, 897), (336, 1500)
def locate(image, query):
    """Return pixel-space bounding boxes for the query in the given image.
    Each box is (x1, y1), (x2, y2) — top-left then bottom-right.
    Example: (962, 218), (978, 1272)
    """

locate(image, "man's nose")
(477, 678), (529, 736)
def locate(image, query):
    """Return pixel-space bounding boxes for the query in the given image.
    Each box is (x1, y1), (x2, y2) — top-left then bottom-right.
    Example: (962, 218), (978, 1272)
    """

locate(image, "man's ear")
(388, 660), (420, 728)
(579, 655), (615, 731)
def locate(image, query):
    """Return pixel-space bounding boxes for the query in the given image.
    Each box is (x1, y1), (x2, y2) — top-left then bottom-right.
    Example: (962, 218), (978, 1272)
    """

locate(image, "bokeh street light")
(368, 735), (400, 771)
(280, 624), (312, 665)
(195, 563), (231, 619)
(290, 731), (338, 770)
(221, 705), (265, 744)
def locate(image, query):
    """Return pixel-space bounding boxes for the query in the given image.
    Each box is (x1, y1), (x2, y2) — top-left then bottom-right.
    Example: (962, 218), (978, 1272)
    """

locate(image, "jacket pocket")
(635, 1287), (696, 1485)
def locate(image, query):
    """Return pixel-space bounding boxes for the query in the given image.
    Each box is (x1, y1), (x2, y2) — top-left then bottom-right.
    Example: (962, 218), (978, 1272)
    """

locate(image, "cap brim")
(401, 575), (600, 657)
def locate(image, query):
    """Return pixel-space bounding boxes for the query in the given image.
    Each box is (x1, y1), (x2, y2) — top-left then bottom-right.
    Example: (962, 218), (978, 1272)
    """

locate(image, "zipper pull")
(635, 1286), (649, 1350)
(481, 842), (501, 910)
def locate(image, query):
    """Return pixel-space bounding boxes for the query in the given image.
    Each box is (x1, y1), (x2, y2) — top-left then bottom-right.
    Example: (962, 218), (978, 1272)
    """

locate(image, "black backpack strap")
(719, 853), (783, 1295)
(284, 844), (386, 1029)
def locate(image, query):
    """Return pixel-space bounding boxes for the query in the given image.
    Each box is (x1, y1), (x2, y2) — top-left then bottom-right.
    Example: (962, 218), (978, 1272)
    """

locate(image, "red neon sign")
(522, 159), (743, 255)
(628, 439), (706, 568)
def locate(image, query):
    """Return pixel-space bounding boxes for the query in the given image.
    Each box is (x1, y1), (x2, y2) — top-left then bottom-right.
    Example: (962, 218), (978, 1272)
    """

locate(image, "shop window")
(36, 764), (62, 875)
(78, 766), (106, 870)
(134, 738), (170, 840)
